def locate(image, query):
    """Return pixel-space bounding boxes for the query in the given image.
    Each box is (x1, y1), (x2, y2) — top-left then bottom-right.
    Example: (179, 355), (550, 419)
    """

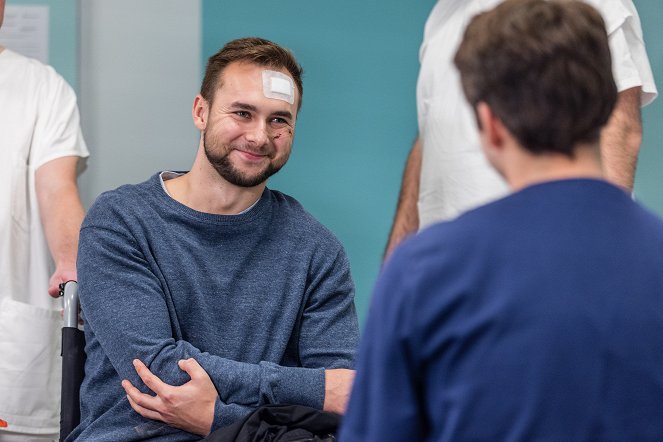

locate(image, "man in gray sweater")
(71, 38), (358, 441)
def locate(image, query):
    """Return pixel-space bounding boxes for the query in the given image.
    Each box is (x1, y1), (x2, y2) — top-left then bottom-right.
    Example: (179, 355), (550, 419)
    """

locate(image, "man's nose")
(244, 121), (269, 146)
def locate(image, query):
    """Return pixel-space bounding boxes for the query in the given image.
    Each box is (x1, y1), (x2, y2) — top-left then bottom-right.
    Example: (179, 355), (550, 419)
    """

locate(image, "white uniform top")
(0, 49), (89, 434)
(417, 0), (658, 228)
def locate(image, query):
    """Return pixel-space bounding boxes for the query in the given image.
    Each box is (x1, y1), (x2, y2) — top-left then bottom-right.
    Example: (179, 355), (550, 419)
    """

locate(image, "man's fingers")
(126, 392), (163, 422)
(133, 359), (168, 394)
(178, 358), (211, 382)
(122, 379), (160, 411)
(121, 379), (144, 399)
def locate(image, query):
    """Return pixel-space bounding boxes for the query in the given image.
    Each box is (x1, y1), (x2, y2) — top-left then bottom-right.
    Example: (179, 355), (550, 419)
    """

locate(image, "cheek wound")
(272, 128), (293, 140)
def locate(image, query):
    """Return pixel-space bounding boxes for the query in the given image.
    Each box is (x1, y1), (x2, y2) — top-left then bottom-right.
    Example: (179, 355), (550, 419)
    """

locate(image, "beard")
(203, 131), (289, 188)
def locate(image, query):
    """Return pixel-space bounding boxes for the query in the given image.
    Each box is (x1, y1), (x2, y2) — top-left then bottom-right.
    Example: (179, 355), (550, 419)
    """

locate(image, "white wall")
(79, 0), (201, 207)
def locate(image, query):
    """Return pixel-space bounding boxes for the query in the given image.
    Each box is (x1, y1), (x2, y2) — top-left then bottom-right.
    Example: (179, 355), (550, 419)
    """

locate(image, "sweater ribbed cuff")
(263, 363), (325, 410)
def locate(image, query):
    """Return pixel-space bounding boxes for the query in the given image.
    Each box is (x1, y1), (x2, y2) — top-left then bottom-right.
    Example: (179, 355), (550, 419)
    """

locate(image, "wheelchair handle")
(59, 281), (80, 329)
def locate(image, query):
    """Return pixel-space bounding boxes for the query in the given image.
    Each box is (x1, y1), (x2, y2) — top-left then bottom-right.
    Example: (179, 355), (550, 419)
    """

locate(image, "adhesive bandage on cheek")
(262, 70), (295, 104)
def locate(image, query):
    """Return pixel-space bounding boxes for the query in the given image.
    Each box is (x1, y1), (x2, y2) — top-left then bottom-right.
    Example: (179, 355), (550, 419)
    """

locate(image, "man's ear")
(476, 101), (506, 151)
(192, 95), (209, 131)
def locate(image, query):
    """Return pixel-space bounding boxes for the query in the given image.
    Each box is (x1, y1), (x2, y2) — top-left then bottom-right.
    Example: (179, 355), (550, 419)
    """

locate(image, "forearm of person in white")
(35, 155), (85, 298)
(599, 86), (642, 192)
(384, 136), (422, 261)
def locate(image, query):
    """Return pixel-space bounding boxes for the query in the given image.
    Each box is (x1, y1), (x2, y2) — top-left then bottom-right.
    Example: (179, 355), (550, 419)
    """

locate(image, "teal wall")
(202, 1), (437, 323)
(634, 0), (663, 216)
(6, 0), (78, 88)
(202, 0), (662, 325)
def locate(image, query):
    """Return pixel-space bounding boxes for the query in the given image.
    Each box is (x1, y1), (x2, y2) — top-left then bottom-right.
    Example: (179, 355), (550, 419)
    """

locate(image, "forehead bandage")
(262, 70), (295, 104)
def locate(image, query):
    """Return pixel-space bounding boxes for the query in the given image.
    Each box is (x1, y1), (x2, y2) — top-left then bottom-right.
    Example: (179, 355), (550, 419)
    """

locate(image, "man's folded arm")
(296, 246), (360, 414)
(78, 222), (333, 410)
(298, 246), (359, 369)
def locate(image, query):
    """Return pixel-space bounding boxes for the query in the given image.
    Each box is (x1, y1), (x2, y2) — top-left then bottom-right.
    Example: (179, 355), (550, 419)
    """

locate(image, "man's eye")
(270, 117), (288, 125)
(235, 111), (250, 118)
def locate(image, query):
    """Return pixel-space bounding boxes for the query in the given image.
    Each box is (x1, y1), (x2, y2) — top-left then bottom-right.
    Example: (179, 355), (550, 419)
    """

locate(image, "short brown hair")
(454, 0), (617, 156)
(201, 37), (304, 110)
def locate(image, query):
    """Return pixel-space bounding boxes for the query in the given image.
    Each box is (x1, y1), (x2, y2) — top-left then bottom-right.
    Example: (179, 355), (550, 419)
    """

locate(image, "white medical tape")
(262, 70), (295, 104)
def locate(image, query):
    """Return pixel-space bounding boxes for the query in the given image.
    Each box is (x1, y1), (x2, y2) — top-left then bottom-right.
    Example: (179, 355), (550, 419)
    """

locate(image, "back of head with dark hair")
(454, 0), (617, 156)
(201, 37), (304, 111)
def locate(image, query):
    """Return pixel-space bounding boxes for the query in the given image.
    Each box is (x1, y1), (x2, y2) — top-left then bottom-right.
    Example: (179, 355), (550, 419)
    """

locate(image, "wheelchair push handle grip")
(59, 281), (79, 329)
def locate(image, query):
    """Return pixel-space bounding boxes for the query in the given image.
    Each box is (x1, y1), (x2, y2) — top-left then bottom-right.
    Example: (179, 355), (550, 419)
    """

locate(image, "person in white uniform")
(385, 0), (657, 258)
(0, 0), (89, 440)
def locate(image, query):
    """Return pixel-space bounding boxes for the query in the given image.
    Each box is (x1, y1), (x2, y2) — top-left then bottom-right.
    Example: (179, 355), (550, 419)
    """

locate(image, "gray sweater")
(70, 173), (358, 441)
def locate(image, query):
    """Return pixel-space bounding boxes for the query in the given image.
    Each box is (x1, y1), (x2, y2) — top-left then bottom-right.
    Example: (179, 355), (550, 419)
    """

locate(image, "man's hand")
(121, 358), (217, 436)
(323, 368), (355, 415)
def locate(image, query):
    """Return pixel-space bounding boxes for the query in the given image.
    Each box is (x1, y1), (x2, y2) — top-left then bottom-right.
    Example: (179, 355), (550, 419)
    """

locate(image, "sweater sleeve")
(209, 399), (252, 431)
(298, 246), (359, 369)
(192, 239), (358, 413)
(77, 218), (341, 421)
(215, 244), (360, 412)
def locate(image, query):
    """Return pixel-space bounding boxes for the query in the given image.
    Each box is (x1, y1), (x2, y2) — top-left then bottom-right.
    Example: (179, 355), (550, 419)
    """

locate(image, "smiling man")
(70, 38), (358, 441)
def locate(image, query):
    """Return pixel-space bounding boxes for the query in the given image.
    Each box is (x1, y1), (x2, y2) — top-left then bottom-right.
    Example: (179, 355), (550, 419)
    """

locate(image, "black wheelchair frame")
(59, 281), (85, 441)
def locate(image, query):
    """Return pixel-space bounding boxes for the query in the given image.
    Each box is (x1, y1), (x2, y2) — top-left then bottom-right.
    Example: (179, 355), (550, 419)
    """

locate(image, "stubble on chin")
(203, 132), (287, 187)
